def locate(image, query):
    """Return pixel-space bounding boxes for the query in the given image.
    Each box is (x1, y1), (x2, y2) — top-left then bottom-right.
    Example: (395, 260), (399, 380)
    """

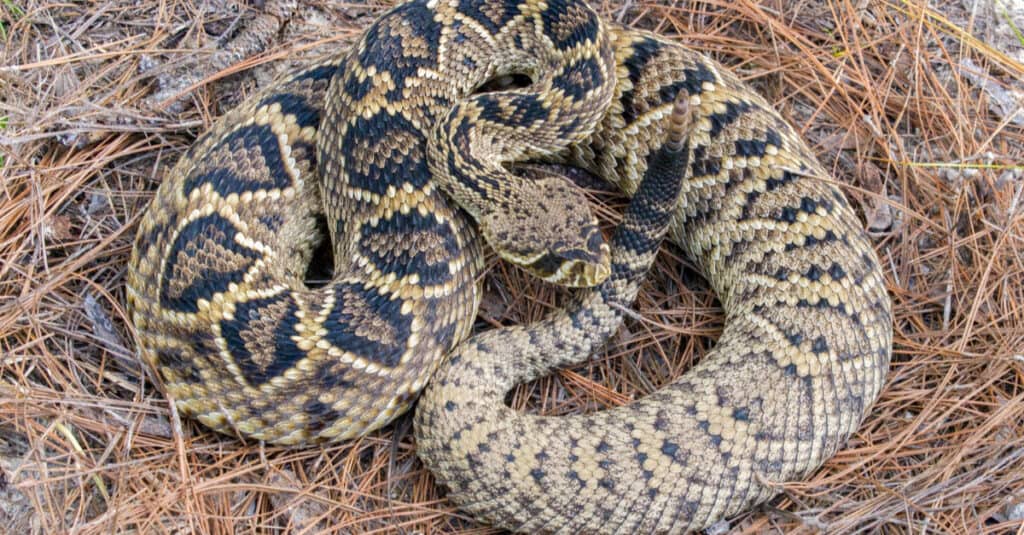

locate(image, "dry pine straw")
(1, 0), (1023, 533)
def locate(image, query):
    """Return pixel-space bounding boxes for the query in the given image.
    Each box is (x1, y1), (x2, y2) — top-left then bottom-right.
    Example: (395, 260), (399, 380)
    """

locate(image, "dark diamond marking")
(220, 293), (304, 386)
(551, 56), (603, 101)
(619, 37), (664, 122)
(358, 1), (441, 102)
(709, 100), (755, 137)
(258, 93), (320, 129)
(357, 209), (458, 286)
(477, 93), (549, 128)
(541, 0), (600, 50)
(341, 111), (430, 196)
(459, 0), (521, 33)
(322, 282), (413, 367)
(159, 214), (260, 314)
(182, 124), (293, 198)
(658, 61), (717, 104)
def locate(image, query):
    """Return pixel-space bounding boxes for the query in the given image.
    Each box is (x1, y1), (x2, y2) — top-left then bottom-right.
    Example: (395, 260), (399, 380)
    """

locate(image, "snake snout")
(558, 226), (611, 287)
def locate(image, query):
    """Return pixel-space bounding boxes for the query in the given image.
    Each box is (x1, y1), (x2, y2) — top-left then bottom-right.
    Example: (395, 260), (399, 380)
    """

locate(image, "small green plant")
(0, 1), (24, 41)
(1, 0), (23, 16)
(0, 115), (7, 170)
(998, 2), (1024, 48)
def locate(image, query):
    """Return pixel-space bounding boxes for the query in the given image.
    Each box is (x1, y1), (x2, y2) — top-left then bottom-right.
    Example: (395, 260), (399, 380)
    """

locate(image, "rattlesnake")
(127, 0), (892, 531)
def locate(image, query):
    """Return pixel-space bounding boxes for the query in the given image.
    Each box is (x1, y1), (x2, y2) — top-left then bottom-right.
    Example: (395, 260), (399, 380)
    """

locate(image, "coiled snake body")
(127, 0), (892, 531)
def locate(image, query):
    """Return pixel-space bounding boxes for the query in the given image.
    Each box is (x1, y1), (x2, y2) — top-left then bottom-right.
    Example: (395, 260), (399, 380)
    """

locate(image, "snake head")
(479, 172), (610, 288)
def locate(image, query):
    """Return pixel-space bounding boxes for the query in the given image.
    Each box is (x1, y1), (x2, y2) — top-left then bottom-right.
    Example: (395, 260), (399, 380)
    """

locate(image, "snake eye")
(587, 230), (602, 251)
(525, 251), (564, 279)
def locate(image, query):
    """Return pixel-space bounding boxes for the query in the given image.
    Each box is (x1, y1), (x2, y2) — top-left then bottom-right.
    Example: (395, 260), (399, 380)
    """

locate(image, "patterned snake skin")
(127, 0), (892, 530)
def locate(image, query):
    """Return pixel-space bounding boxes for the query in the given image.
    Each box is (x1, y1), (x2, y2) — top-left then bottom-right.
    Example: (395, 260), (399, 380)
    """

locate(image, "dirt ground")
(1, 0), (1023, 533)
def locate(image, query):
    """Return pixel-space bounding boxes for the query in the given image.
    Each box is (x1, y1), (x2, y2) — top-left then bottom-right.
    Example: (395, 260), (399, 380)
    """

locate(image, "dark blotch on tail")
(608, 99), (693, 278)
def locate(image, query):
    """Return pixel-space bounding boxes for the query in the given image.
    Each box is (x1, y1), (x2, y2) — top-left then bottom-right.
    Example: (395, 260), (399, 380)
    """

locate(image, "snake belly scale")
(127, 0), (893, 531)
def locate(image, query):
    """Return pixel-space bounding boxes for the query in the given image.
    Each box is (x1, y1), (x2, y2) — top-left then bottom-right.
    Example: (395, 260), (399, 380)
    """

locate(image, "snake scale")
(126, 0), (893, 532)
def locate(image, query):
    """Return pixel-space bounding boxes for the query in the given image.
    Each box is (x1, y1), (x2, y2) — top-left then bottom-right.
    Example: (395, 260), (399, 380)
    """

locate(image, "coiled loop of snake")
(127, 0), (618, 444)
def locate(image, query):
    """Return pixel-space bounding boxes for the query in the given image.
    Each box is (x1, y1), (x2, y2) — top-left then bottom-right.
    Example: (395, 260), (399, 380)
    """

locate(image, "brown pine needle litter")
(1, 0), (1023, 532)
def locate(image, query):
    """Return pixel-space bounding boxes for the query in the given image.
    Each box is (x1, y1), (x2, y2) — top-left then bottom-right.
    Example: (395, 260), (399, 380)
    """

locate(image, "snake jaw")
(491, 237), (612, 287)
(547, 228), (612, 287)
(483, 216), (611, 287)
(533, 239), (612, 287)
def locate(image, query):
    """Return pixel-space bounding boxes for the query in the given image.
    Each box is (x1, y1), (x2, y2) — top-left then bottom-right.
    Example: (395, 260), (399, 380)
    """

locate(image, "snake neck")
(419, 0), (621, 286)
(426, 99), (694, 399)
